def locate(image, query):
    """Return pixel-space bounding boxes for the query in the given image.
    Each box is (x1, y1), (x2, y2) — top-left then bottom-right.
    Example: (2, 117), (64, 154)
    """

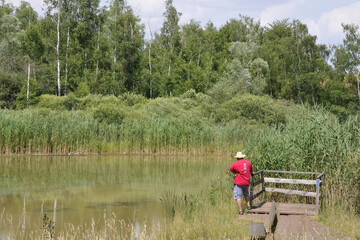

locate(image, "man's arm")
(229, 164), (238, 176)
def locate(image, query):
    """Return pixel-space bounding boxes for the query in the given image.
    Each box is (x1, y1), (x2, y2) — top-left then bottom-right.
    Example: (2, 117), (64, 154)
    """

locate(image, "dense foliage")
(0, 0), (359, 116)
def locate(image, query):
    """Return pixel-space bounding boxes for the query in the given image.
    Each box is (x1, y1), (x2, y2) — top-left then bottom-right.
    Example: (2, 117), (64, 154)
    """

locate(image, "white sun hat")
(234, 152), (246, 159)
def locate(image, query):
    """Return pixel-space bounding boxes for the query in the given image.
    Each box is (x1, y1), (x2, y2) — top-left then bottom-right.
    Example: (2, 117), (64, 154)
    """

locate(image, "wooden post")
(250, 222), (266, 239)
(315, 179), (320, 211)
(250, 174), (254, 208)
(260, 171), (264, 202)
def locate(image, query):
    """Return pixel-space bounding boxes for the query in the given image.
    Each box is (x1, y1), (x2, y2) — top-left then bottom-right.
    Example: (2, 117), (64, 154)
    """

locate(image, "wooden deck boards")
(249, 202), (318, 216)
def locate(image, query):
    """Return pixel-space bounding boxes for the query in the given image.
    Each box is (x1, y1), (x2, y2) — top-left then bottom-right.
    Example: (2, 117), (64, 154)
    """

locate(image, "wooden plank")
(265, 187), (317, 197)
(263, 170), (321, 175)
(264, 177), (319, 185)
(248, 202), (317, 216)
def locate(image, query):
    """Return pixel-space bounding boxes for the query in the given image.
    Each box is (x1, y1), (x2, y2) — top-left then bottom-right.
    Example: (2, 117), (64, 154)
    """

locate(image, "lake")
(0, 154), (228, 237)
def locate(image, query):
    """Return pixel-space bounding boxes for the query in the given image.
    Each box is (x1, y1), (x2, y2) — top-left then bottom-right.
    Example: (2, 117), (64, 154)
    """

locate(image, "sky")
(5, 0), (360, 45)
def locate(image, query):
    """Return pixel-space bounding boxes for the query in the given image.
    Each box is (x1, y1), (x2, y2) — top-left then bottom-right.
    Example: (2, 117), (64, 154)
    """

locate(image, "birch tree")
(161, 0), (181, 77)
(19, 25), (44, 107)
(342, 23), (360, 105)
(44, 0), (62, 96)
(108, 0), (144, 94)
(16, 2), (39, 106)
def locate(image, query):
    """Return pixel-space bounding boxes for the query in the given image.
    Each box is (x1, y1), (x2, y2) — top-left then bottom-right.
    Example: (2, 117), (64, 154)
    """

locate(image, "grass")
(0, 210), (251, 240)
(319, 205), (360, 239)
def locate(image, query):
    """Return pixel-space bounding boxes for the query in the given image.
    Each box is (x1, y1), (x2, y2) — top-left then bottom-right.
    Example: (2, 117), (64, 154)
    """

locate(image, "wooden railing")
(250, 170), (324, 210)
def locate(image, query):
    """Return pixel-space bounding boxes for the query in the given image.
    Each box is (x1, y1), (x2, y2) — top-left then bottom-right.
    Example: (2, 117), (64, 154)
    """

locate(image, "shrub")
(37, 94), (65, 110)
(119, 92), (147, 107)
(64, 93), (80, 110)
(219, 94), (286, 125)
(93, 103), (127, 124)
(74, 82), (90, 97)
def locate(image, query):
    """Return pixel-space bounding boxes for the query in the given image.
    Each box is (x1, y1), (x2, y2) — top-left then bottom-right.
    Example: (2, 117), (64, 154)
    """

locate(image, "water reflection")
(0, 154), (227, 235)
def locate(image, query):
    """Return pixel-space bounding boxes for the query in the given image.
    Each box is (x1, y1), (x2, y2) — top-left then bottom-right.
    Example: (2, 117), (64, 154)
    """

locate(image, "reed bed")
(0, 109), (245, 154)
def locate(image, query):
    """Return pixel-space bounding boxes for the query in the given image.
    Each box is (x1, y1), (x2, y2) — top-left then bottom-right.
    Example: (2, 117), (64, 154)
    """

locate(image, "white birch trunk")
(113, 7), (117, 82)
(168, 45), (174, 76)
(56, 3), (61, 96)
(148, 22), (152, 98)
(27, 62), (30, 107)
(65, 26), (69, 96)
(95, 24), (100, 93)
(356, 73), (360, 106)
(168, 59), (171, 76)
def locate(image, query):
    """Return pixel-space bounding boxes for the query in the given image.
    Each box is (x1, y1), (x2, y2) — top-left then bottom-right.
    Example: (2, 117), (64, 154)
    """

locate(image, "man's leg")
(234, 185), (243, 214)
(245, 196), (250, 209)
(242, 186), (251, 210)
(236, 199), (242, 213)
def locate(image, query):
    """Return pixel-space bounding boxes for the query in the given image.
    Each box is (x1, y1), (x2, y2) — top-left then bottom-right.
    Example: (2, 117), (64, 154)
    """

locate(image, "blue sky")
(6, 0), (360, 45)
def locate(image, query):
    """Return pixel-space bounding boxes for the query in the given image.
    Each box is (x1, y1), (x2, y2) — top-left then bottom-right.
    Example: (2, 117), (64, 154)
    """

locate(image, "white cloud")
(6, 0), (45, 14)
(305, 1), (360, 44)
(260, 0), (308, 25)
(127, 0), (164, 17)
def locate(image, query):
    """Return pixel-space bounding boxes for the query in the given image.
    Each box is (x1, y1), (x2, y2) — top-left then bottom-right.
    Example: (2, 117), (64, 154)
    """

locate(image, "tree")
(260, 19), (329, 104)
(15, 1), (38, 30)
(0, 13), (22, 107)
(21, 24), (45, 107)
(104, 0), (143, 95)
(225, 41), (268, 95)
(160, 0), (181, 94)
(44, 0), (62, 96)
(341, 23), (360, 105)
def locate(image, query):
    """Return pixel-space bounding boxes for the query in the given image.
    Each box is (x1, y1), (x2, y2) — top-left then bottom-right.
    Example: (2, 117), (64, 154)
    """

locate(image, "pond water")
(0, 155), (228, 235)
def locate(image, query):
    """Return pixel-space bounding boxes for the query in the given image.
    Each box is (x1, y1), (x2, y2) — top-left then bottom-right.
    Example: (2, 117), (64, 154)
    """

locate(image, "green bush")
(93, 103), (127, 124)
(37, 94), (65, 110)
(64, 93), (80, 110)
(119, 92), (147, 107)
(218, 94), (286, 125)
(81, 94), (123, 109)
(74, 82), (90, 97)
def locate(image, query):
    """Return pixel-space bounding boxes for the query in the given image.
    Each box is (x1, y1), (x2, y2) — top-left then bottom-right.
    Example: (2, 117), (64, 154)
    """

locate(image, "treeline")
(0, 0), (359, 115)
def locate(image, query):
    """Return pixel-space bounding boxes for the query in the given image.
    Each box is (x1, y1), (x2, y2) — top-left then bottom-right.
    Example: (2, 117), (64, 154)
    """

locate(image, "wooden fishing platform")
(248, 170), (324, 216)
(249, 202), (318, 216)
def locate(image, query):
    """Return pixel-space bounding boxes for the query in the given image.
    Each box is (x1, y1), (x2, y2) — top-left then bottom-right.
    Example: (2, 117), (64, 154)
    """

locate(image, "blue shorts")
(234, 184), (249, 199)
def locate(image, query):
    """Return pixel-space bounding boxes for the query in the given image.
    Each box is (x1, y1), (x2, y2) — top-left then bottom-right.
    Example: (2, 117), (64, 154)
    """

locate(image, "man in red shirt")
(229, 152), (253, 215)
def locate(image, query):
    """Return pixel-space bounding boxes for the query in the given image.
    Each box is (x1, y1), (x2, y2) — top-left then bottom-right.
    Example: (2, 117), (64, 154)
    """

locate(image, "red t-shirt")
(229, 159), (253, 186)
